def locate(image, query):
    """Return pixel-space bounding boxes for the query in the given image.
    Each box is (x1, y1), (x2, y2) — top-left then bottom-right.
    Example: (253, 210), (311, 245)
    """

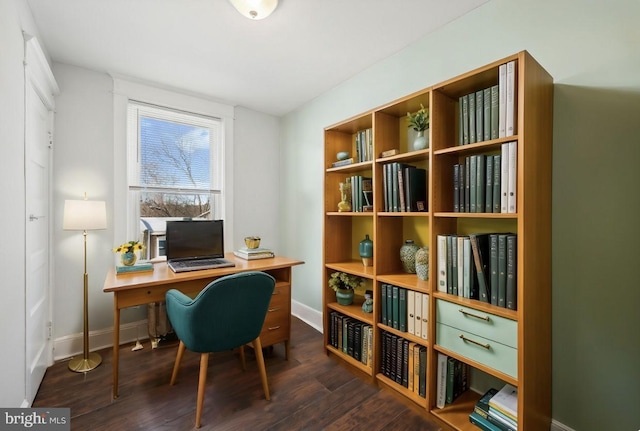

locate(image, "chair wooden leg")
(252, 337), (270, 401)
(170, 341), (186, 386)
(239, 345), (246, 371)
(195, 352), (209, 429)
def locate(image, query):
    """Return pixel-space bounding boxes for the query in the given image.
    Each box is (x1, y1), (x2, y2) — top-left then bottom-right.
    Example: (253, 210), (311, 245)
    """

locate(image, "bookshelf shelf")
(322, 51), (552, 430)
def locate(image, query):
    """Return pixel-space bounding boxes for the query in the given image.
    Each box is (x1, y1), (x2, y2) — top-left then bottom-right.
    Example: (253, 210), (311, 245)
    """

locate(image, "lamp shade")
(229, 0), (278, 19)
(63, 199), (107, 231)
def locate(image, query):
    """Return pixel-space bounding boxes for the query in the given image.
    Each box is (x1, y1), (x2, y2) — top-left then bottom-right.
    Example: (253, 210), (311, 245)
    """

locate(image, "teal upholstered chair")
(165, 271), (276, 428)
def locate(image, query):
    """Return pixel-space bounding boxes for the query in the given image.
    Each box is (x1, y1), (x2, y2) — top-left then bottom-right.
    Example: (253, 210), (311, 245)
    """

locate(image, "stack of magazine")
(233, 247), (275, 260)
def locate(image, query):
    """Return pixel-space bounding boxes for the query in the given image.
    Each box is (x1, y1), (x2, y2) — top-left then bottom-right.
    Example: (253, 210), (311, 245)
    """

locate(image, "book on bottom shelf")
(489, 384), (518, 425)
(469, 411), (503, 431)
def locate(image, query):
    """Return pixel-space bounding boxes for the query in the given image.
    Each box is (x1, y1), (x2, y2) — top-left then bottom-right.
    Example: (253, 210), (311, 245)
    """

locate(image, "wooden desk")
(103, 253), (304, 398)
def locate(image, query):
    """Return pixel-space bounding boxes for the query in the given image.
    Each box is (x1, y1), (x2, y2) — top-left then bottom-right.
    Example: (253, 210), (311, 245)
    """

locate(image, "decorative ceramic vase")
(415, 246), (429, 281)
(413, 129), (429, 151)
(335, 288), (354, 306)
(337, 181), (352, 212)
(121, 251), (137, 267)
(359, 234), (373, 266)
(362, 290), (373, 313)
(400, 240), (419, 273)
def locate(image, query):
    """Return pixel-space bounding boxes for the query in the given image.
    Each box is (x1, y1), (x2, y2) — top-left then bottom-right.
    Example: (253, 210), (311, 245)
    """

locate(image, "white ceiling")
(26, 0), (488, 117)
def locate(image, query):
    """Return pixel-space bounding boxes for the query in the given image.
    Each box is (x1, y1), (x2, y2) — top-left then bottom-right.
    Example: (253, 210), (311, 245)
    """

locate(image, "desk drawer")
(437, 323), (517, 379)
(436, 299), (517, 349)
(260, 302), (289, 346)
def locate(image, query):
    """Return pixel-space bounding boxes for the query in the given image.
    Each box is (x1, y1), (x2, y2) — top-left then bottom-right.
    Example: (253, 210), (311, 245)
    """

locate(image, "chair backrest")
(165, 271), (276, 353)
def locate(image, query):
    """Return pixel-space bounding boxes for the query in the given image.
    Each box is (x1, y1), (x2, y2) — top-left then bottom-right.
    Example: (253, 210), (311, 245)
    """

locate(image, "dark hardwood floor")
(34, 317), (450, 430)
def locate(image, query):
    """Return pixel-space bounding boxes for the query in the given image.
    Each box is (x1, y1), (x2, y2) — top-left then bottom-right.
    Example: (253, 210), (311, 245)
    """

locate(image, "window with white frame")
(127, 101), (224, 258)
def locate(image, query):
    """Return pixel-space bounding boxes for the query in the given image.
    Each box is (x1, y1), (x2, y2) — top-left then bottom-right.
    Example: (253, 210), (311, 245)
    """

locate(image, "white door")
(24, 36), (57, 405)
(25, 79), (52, 404)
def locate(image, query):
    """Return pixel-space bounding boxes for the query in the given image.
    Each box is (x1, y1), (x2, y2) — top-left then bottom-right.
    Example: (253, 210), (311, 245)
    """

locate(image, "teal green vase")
(359, 234), (373, 267)
(335, 289), (354, 306)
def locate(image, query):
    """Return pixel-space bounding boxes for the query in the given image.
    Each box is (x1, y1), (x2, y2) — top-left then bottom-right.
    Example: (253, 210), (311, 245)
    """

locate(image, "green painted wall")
(280, 0), (640, 429)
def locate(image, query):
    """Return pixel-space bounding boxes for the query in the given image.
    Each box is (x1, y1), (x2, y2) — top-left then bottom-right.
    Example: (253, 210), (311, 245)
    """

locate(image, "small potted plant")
(407, 103), (429, 150)
(113, 240), (145, 266)
(329, 271), (364, 305)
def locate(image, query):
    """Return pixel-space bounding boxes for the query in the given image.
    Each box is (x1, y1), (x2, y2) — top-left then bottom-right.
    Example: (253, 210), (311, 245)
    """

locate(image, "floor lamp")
(63, 196), (107, 372)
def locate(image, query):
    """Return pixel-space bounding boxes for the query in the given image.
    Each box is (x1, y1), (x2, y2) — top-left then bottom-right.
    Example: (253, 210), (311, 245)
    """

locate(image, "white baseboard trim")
(551, 419), (575, 431)
(53, 319), (149, 362)
(291, 298), (322, 333)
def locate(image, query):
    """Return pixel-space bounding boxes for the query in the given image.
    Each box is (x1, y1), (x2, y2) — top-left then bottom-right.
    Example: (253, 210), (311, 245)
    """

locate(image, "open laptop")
(166, 219), (235, 273)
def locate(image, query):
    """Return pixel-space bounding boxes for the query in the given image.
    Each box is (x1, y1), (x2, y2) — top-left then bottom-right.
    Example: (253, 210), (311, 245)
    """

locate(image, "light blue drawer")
(436, 322), (518, 379)
(436, 299), (517, 348)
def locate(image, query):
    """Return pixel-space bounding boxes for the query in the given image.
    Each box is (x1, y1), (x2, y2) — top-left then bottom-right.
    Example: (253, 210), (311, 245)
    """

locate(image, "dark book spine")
(418, 346), (427, 397)
(492, 154), (501, 213)
(470, 155), (477, 213)
(485, 155), (494, 212)
(454, 164), (460, 212)
(476, 154), (486, 213)
(462, 94), (469, 145)
(469, 92), (476, 144)
(470, 233), (491, 303)
(490, 234), (499, 305)
(392, 285), (399, 329)
(399, 288), (407, 332)
(506, 235), (517, 310)
(381, 283), (387, 325)
(476, 89), (484, 142)
(402, 339), (410, 388)
(483, 87), (491, 141)
(395, 336), (404, 384)
(498, 234), (508, 308)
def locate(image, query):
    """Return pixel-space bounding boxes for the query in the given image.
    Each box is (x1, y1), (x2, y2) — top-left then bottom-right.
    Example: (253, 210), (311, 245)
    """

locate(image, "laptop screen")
(165, 219), (225, 261)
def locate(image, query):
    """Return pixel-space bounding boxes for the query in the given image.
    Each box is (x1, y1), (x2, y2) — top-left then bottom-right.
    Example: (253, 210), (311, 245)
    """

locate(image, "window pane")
(139, 191), (212, 219)
(140, 116), (210, 191)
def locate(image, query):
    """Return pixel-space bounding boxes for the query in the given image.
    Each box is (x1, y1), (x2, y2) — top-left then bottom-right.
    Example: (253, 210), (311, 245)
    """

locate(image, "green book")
(498, 234), (508, 308)
(493, 154), (501, 213)
(476, 89), (484, 142)
(469, 92), (476, 144)
(469, 155), (477, 213)
(465, 157), (471, 212)
(392, 285), (399, 329)
(418, 346), (427, 398)
(506, 235), (517, 310)
(399, 287), (407, 332)
(489, 234), (499, 305)
(381, 283), (388, 325)
(386, 283), (393, 326)
(459, 96), (464, 146)
(476, 154), (486, 213)
(490, 85), (500, 139)
(485, 155), (493, 212)
(115, 262), (153, 274)
(469, 411), (503, 431)
(483, 87), (492, 141)
(462, 94), (469, 145)
(445, 356), (456, 404)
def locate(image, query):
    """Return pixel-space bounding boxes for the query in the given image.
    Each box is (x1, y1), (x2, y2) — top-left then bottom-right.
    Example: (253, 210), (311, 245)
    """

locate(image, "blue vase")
(121, 252), (137, 266)
(335, 289), (354, 306)
(359, 234), (373, 267)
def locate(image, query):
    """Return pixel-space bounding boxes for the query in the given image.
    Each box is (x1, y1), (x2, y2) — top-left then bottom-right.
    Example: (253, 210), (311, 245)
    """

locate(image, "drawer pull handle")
(459, 334), (490, 350)
(268, 326), (281, 331)
(268, 307), (281, 312)
(459, 309), (490, 322)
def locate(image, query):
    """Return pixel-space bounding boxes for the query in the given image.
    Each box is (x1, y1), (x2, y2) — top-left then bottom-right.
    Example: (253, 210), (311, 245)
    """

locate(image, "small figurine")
(362, 290), (373, 313)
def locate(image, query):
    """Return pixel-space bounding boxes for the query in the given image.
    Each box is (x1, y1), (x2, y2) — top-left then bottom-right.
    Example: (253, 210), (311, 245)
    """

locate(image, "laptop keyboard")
(168, 258), (235, 272)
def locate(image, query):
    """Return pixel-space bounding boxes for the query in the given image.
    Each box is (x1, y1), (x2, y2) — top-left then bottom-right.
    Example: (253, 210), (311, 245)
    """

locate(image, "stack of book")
(115, 261), (153, 275)
(233, 247), (275, 260)
(469, 384), (518, 431)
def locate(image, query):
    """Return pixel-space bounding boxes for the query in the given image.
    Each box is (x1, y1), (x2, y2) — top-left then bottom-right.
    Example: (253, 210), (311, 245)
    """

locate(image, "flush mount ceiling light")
(229, 0), (278, 19)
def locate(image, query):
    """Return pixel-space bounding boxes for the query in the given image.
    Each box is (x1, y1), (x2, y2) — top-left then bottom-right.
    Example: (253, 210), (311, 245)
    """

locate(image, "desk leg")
(112, 302), (120, 399)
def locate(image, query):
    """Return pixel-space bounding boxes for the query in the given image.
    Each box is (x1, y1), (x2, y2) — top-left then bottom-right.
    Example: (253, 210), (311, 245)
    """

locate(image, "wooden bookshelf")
(322, 51), (552, 430)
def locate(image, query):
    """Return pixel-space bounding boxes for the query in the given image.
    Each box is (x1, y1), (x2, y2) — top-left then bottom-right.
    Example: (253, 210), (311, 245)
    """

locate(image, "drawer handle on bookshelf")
(459, 334), (491, 350)
(268, 325), (281, 331)
(459, 309), (490, 322)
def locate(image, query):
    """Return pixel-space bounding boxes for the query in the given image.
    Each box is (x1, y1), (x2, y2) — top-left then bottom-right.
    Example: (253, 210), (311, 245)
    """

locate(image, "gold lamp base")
(68, 352), (102, 373)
